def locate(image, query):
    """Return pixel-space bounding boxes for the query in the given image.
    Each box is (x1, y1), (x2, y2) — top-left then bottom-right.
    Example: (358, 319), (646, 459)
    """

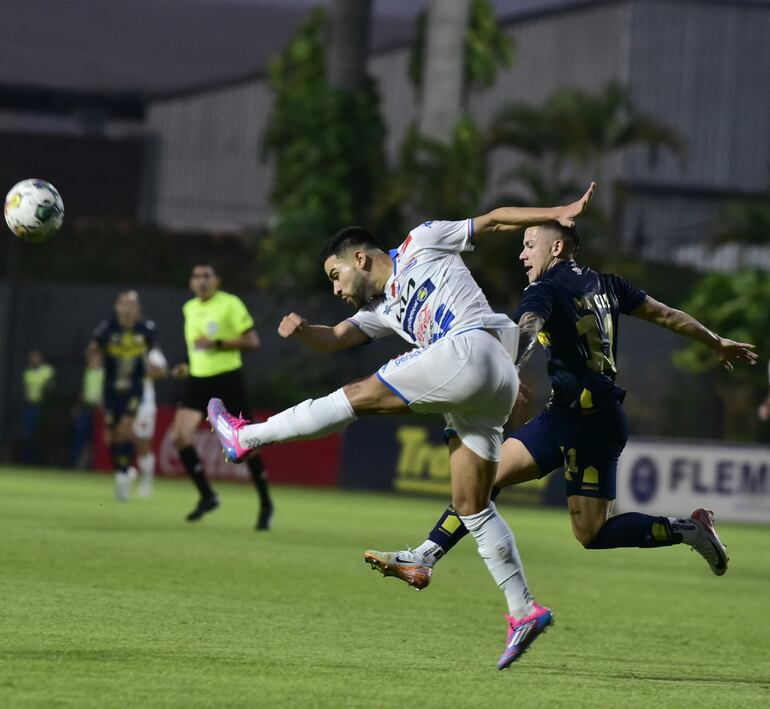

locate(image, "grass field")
(1, 467), (769, 708)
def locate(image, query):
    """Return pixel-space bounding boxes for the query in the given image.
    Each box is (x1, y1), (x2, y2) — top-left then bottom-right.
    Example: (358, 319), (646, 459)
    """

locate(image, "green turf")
(1, 467), (768, 708)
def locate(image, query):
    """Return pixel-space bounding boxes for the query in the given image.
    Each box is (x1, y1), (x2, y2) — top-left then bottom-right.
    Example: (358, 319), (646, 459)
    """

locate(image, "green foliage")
(674, 269), (770, 385)
(409, 0), (514, 93)
(711, 194), (770, 246)
(487, 82), (682, 255)
(260, 8), (387, 291)
(397, 118), (488, 220)
(542, 81), (682, 168)
(1, 220), (258, 289)
(490, 81), (682, 179)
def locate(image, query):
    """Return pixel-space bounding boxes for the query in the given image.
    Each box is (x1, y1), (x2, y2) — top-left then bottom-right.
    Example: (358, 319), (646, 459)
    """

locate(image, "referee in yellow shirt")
(170, 264), (273, 529)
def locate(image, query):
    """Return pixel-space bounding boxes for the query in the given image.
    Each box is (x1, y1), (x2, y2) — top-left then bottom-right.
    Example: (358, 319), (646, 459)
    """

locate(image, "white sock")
(459, 502), (534, 618)
(238, 388), (356, 448)
(669, 517), (699, 545)
(413, 540), (445, 568)
(138, 453), (155, 479)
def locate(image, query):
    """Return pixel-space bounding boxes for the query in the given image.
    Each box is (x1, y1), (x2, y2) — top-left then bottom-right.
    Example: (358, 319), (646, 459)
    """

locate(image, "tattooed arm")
(515, 312), (545, 369)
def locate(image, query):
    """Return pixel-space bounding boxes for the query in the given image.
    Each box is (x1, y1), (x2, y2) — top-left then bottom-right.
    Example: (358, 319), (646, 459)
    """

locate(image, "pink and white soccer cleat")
(207, 398), (252, 463)
(689, 508), (729, 576)
(497, 602), (554, 670)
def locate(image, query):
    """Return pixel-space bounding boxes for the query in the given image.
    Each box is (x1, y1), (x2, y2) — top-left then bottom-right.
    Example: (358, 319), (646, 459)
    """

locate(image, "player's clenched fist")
(278, 313), (307, 338)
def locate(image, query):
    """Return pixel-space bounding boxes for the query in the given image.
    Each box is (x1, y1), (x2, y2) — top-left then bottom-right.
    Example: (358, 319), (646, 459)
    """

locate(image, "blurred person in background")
(757, 359), (770, 422)
(170, 264), (273, 530)
(20, 349), (55, 465)
(131, 306), (169, 498)
(90, 291), (165, 501)
(366, 221), (757, 595)
(70, 348), (104, 469)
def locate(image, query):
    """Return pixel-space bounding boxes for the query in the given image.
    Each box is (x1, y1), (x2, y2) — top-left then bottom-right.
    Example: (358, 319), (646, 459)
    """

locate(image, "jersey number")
(576, 313), (616, 373)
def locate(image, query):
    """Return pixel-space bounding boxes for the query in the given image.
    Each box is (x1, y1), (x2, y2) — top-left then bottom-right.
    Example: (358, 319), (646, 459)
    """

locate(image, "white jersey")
(349, 219), (517, 350)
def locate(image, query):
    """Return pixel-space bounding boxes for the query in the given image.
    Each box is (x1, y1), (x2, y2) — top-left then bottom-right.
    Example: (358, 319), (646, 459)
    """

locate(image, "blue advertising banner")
(339, 418), (563, 507)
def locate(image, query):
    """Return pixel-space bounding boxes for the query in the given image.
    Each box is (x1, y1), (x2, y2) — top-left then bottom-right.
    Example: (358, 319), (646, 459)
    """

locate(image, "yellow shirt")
(83, 367), (104, 406)
(183, 291), (254, 378)
(23, 364), (55, 403)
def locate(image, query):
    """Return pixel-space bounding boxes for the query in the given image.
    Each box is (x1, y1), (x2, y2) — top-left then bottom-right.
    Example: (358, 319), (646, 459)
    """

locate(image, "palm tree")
(326, 0), (372, 91)
(490, 82), (682, 195)
(710, 194), (770, 246)
(417, 0), (473, 143)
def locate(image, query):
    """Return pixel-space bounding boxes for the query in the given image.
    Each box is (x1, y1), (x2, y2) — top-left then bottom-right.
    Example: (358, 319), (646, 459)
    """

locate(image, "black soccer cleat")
(185, 495), (220, 522)
(256, 505), (274, 531)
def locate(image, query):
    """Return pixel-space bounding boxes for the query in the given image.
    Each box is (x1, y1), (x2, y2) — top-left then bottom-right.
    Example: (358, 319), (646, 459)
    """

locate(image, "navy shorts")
(509, 401), (629, 499)
(103, 389), (142, 428)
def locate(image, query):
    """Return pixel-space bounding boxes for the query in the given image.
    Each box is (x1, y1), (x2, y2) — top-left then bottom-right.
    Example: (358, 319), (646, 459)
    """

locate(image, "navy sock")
(179, 445), (215, 499)
(426, 486), (501, 556)
(427, 505), (468, 557)
(247, 455), (272, 512)
(110, 441), (134, 473)
(587, 513), (679, 549)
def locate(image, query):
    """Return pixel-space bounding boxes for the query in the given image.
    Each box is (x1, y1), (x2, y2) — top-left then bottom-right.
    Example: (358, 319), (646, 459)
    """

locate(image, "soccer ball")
(4, 179), (64, 242)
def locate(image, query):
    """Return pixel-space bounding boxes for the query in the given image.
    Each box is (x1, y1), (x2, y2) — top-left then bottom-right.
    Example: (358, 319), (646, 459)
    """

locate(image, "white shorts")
(376, 329), (518, 461)
(132, 402), (157, 440)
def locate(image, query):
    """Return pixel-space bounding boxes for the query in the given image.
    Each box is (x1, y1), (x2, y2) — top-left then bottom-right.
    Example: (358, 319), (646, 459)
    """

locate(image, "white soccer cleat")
(114, 467), (137, 502)
(363, 549), (432, 591)
(138, 472), (153, 499)
(689, 508), (729, 576)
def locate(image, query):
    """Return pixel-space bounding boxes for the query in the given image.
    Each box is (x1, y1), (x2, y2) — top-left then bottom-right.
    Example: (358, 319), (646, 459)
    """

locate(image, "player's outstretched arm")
(473, 182), (596, 238)
(278, 313), (370, 353)
(632, 296), (758, 371)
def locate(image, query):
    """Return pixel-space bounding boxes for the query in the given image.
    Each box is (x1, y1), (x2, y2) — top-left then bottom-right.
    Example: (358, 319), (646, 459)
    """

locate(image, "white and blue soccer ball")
(4, 178), (64, 242)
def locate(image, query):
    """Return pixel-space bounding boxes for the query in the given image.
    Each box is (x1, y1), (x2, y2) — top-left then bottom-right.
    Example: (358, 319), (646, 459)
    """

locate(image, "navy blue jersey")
(93, 318), (156, 395)
(513, 260), (646, 411)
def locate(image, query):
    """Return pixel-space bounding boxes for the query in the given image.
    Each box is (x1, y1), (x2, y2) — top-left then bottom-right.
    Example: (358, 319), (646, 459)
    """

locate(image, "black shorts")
(104, 389), (142, 428)
(179, 369), (249, 416)
(509, 400), (629, 500)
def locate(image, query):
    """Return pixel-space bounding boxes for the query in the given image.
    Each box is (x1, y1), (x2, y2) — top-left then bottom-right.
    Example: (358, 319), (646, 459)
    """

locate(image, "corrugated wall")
(147, 80), (274, 230)
(147, 2), (634, 230)
(146, 0), (769, 270)
(627, 0), (770, 191)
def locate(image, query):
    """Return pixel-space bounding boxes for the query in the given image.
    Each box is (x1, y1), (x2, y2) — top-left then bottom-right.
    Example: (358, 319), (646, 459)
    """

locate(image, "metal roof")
(2, 0), (767, 103)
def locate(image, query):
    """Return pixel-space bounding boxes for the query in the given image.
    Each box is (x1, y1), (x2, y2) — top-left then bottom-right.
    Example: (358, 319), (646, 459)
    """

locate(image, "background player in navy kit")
(90, 291), (165, 501)
(366, 222), (757, 589)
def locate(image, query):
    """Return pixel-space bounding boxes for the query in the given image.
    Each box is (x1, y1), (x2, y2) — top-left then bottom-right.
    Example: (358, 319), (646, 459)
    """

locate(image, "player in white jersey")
(132, 348), (167, 497)
(207, 184), (595, 669)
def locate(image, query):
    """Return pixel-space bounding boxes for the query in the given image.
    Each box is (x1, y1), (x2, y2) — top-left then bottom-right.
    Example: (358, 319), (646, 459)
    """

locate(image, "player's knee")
(451, 490), (488, 517)
(113, 422), (132, 443)
(573, 518), (606, 548)
(171, 428), (192, 449)
(452, 500), (482, 517)
(573, 526), (595, 549)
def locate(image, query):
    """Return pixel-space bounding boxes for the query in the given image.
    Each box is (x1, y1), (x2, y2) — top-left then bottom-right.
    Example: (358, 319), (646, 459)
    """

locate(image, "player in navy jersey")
(90, 291), (165, 501)
(365, 221), (757, 595)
